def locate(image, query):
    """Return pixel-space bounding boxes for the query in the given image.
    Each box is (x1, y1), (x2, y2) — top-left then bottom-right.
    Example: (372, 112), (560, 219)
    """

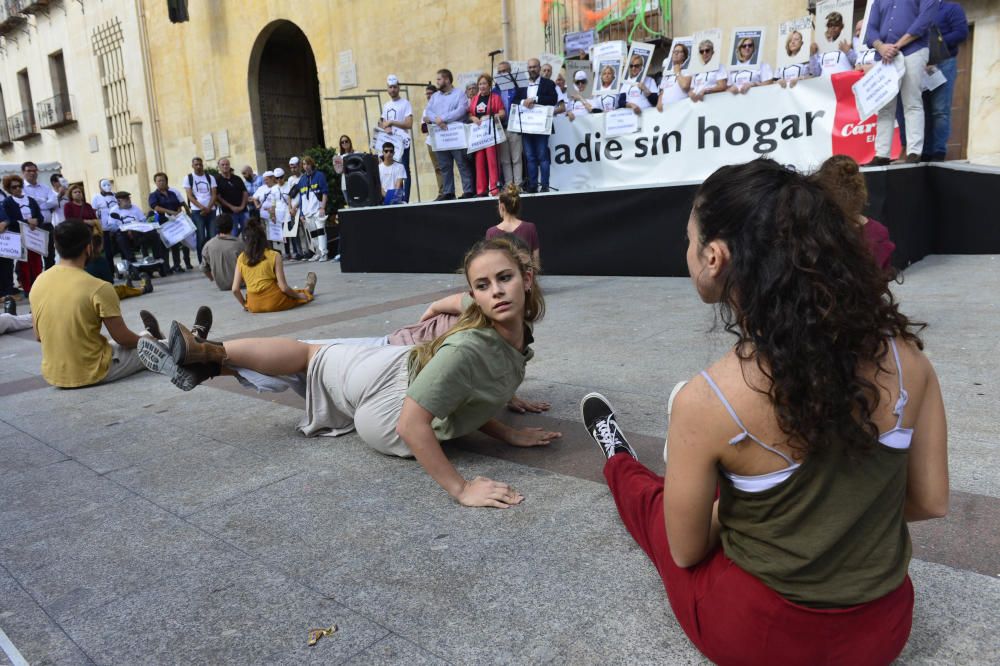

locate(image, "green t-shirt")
(406, 327), (533, 441)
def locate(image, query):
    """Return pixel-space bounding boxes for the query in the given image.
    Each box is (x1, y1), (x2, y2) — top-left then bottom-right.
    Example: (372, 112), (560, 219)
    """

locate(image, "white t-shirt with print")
(379, 161), (407, 193)
(659, 70), (689, 104)
(381, 97), (414, 148)
(109, 204), (147, 228)
(692, 65), (727, 94)
(253, 184), (275, 220)
(591, 93), (618, 112)
(727, 63), (773, 87)
(775, 63), (811, 80)
(621, 76), (657, 109)
(186, 173), (217, 210)
(818, 51), (853, 76)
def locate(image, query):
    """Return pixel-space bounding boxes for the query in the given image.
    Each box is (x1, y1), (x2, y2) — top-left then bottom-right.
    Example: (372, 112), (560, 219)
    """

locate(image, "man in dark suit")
(512, 58), (559, 193)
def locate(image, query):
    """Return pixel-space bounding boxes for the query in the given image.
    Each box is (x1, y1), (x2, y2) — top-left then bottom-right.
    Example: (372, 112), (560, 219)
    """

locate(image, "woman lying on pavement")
(138, 237), (561, 508)
(580, 158), (948, 665)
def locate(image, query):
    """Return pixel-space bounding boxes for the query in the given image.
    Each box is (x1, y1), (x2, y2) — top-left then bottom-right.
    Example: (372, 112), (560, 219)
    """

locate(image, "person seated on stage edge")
(137, 237), (562, 508)
(689, 40), (727, 102)
(485, 184), (540, 269)
(815, 154), (896, 273)
(565, 70), (597, 121)
(657, 42), (692, 111)
(727, 36), (774, 94)
(84, 231), (154, 299)
(202, 213), (246, 291)
(468, 73), (506, 197)
(774, 30), (815, 87)
(618, 54), (658, 115)
(579, 158), (947, 665)
(591, 65), (621, 112)
(232, 216), (316, 313)
(378, 143), (408, 204)
(29, 220), (157, 388)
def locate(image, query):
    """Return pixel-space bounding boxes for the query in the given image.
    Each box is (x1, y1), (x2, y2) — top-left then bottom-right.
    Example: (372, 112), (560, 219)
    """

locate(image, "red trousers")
(475, 144), (499, 196)
(604, 454), (913, 666)
(17, 252), (43, 295)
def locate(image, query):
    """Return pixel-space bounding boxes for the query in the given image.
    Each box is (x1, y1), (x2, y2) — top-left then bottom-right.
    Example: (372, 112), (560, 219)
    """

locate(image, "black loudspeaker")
(343, 152), (381, 207)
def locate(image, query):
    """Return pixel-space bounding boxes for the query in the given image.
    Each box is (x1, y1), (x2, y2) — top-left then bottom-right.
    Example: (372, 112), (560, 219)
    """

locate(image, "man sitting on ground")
(29, 220), (151, 388)
(202, 213), (246, 291)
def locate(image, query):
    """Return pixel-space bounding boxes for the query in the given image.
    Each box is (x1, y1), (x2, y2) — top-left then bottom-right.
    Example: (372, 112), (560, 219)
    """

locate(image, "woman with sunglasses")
(727, 36), (773, 94)
(0, 174), (45, 297)
(689, 40), (727, 102)
(565, 70), (597, 121)
(658, 42), (693, 111)
(618, 54), (658, 116)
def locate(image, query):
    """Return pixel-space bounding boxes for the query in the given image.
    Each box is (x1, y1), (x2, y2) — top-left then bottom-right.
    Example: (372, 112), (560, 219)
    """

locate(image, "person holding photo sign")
(618, 54), (658, 115)
(775, 31), (815, 87)
(1, 174), (44, 297)
(427, 69), (475, 200)
(513, 58), (559, 194)
(566, 70), (597, 121)
(865, 0), (937, 164)
(689, 40), (727, 102)
(658, 43), (692, 111)
(591, 66), (621, 112)
(728, 36), (773, 94)
(469, 74), (506, 197)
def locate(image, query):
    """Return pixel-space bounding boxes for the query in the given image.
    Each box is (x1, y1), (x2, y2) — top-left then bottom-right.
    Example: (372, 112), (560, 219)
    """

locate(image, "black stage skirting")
(339, 163), (997, 276)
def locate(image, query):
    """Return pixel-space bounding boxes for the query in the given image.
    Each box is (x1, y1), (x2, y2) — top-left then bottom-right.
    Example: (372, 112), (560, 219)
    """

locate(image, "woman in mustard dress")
(232, 216), (316, 313)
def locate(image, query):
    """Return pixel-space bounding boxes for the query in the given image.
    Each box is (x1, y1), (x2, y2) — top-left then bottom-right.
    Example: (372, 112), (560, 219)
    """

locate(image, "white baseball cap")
(262, 170), (275, 178)
(574, 70), (588, 82)
(273, 167), (285, 178)
(387, 74), (399, 86)
(288, 156), (300, 165)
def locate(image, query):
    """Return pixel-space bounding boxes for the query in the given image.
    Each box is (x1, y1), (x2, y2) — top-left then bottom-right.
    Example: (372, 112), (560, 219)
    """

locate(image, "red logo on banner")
(829, 70), (902, 162)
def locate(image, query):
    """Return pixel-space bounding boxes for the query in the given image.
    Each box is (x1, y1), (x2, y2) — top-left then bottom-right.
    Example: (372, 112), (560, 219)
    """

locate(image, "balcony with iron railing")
(8, 110), (39, 141)
(20, 0), (51, 15)
(0, 118), (12, 147)
(0, 1), (27, 34)
(37, 93), (76, 129)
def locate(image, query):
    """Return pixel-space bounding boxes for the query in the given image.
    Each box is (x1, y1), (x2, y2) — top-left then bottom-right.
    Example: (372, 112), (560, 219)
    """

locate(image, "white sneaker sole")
(137, 336), (177, 377)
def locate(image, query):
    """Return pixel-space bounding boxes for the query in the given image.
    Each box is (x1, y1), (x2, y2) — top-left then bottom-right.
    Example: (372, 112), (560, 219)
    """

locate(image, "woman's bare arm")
(905, 354), (949, 521)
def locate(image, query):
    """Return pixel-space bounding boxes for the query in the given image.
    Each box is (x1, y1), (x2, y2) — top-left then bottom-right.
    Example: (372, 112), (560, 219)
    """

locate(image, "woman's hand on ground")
(506, 396), (550, 413)
(458, 476), (524, 508)
(506, 426), (561, 447)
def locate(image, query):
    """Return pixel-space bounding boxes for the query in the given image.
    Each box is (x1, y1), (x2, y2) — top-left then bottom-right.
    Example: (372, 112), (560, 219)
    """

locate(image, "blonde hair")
(409, 237), (545, 377)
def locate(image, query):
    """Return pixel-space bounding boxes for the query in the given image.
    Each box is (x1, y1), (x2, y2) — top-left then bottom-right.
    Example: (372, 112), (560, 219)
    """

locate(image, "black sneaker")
(139, 310), (164, 340)
(192, 306), (213, 340)
(580, 392), (638, 460)
(3, 297), (16, 316)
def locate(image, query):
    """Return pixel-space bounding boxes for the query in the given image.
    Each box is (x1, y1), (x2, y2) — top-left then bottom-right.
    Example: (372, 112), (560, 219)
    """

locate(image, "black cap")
(115, 191), (131, 199)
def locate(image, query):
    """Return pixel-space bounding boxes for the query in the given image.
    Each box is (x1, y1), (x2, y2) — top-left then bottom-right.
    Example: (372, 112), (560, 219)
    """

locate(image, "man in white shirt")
(183, 156), (217, 263)
(379, 75), (414, 202)
(378, 143), (407, 205)
(21, 161), (59, 268)
(252, 171), (278, 221)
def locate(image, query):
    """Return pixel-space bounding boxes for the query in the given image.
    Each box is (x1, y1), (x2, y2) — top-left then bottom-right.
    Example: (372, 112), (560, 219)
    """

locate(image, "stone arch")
(248, 20), (325, 170)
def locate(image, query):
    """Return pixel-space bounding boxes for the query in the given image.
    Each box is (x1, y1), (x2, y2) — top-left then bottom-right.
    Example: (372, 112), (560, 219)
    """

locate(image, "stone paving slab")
(0, 254), (997, 664)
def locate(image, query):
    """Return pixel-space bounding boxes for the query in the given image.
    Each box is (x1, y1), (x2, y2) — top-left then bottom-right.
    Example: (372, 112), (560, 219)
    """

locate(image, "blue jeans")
(434, 148), (473, 196)
(926, 56), (958, 158)
(190, 209), (216, 262)
(231, 210), (249, 238)
(522, 133), (550, 191)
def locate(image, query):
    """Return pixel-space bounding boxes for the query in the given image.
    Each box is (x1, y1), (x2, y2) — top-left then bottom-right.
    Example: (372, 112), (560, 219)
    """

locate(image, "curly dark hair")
(241, 215), (268, 267)
(693, 159), (924, 458)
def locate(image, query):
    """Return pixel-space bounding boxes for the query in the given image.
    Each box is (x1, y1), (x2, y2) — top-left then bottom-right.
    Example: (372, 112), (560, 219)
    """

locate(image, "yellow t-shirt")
(29, 264), (121, 387)
(237, 248), (279, 294)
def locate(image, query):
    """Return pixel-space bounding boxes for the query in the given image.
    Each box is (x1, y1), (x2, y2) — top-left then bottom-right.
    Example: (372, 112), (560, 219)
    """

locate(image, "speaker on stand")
(343, 153), (382, 207)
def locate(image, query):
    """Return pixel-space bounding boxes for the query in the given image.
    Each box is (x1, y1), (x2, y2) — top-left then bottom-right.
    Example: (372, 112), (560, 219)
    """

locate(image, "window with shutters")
(91, 19), (136, 176)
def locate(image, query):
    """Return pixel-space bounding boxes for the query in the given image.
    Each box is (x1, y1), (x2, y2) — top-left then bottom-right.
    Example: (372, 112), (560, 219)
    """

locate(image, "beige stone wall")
(960, 2), (1000, 165)
(0, 0), (155, 199)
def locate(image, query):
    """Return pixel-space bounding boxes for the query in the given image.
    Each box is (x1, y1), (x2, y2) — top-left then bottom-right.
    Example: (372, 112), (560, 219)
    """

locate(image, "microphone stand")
(489, 49), (502, 196)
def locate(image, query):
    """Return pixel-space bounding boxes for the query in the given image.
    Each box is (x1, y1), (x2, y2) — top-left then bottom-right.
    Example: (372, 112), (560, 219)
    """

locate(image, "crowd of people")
(362, 0), (965, 203)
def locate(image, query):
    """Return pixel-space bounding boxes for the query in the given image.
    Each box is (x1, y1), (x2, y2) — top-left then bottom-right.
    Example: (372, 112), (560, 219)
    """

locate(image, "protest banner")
(21, 226), (50, 257)
(564, 30), (595, 58)
(119, 221), (157, 234)
(605, 109), (641, 138)
(466, 118), (507, 154)
(852, 62), (900, 120)
(0, 232), (22, 260)
(372, 127), (408, 154)
(508, 105), (554, 135)
(429, 122), (468, 151)
(157, 213), (197, 248)
(547, 71), (900, 192)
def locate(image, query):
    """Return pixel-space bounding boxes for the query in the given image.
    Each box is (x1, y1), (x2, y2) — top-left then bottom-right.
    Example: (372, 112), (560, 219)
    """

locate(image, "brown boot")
(304, 271), (317, 296)
(168, 321), (228, 366)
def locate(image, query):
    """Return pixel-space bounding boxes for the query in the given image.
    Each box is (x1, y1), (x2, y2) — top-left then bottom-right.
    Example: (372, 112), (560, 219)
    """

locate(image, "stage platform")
(339, 162), (999, 276)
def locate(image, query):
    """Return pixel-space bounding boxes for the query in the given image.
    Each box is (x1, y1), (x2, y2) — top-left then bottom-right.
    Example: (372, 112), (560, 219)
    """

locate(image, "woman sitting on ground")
(485, 185), (540, 269)
(580, 158), (947, 665)
(815, 154), (896, 272)
(233, 216), (316, 313)
(138, 237), (561, 508)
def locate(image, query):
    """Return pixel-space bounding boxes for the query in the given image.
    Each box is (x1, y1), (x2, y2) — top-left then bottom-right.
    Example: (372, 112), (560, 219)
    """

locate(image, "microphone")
(489, 49), (503, 56)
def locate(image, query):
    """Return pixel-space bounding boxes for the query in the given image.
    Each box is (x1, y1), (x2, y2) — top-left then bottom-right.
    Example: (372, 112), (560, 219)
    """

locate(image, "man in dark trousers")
(513, 58), (559, 193)
(923, 1), (968, 161)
